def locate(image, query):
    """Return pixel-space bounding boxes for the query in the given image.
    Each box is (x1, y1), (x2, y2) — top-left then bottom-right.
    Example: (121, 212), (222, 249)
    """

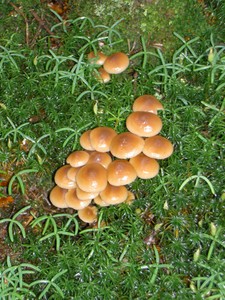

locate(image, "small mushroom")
(90, 126), (117, 152)
(76, 186), (99, 201)
(79, 130), (94, 151)
(66, 150), (90, 168)
(78, 205), (98, 223)
(132, 95), (164, 114)
(94, 195), (110, 207)
(88, 51), (108, 66)
(99, 183), (128, 205)
(88, 151), (112, 168)
(54, 165), (76, 189)
(143, 135), (174, 159)
(76, 162), (108, 193)
(65, 188), (92, 210)
(107, 159), (137, 186)
(95, 67), (111, 83)
(129, 153), (160, 179)
(49, 185), (68, 208)
(103, 52), (129, 74)
(126, 111), (162, 137)
(110, 132), (144, 159)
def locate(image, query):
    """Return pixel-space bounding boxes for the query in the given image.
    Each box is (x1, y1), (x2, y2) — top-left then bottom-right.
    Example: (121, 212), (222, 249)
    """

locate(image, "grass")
(0, 1), (225, 299)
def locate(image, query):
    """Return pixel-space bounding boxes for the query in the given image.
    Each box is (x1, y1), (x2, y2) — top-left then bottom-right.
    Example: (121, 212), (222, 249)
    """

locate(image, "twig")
(30, 9), (54, 36)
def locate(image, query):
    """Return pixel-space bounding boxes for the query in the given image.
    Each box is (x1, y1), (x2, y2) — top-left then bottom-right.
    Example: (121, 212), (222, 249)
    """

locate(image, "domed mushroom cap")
(66, 167), (80, 181)
(96, 67), (111, 83)
(88, 151), (112, 168)
(107, 159), (137, 186)
(126, 111), (162, 137)
(65, 188), (92, 210)
(88, 51), (108, 66)
(78, 206), (98, 223)
(90, 127), (117, 152)
(94, 195), (110, 207)
(49, 185), (68, 208)
(76, 186), (99, 201)
(103, 52), (129, 74)
(132, 95), (164, 114)
(76, 162), (107, 193)
(143, 135), (174, 159)
(54, 165), (76, 189)
(129, 153), (160, 179)
(80, 130), (94, 151)
(100, 183), (128, 205)
(110, 132), (144, 159)
(66, 150), (90, 168)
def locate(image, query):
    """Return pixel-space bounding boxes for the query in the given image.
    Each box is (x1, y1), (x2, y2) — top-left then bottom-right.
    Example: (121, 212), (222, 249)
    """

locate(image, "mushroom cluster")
(50, 94), (173, 224)
(88, 51), (129, 83)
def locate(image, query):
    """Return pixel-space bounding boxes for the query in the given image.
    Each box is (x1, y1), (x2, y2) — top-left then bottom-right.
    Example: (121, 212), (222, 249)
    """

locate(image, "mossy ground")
(0, 0), (225, 299)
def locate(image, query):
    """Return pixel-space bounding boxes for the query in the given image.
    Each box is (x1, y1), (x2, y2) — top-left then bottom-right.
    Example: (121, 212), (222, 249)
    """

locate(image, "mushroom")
(78, 205), (98, 223)
(88, 51), (108, 66)
(54, 165), (76, 189)
(95, 67), (111, 83)
(126, 111), (162, 137)
(107, 159), (137, 186)
(76, 186), (99, 201)
(124, 190), (135, 205)
(143, 135), (174, 159)
(65, 188), (92, 210)
(132, 95), (164, 114)
(129, 153), (160, 179)
(66, 167), (80, 181)
(94, 195), (110, 207)
(66, 150), (90, 168)
(76, 162), (107, 193)
(49, 185), (68, 208)
(103, 52), (129, 74)
(89, 126), (117, 152)
(110, 132), (144, 159)
(87, 151), (112, 168)
(79, 130), (95, 151)
(99, 183), (128, 205)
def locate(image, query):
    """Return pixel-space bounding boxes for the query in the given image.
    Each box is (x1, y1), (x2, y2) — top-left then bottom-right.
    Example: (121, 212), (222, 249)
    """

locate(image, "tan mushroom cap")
(76, 186), (99, 201)
(124, 191), (135, 205)
(66, 150), (90, 168)
(100, 183), (128, 205)
(66, 167), (80, 182)
(78, 206), (98, 223)
(96, 67), (111, 83)
(65, 188), (92, 210)
(132, 95), (164, 114)
(80, 130), (94, 151)
(88, 51), (108, 66)
(54, 165), (76, 189)
(88, 151), (112, 168)
(76, 162), (107, 193)
(110, 132), (144, 159)
(93, 195), (110, 207)
(129, 153), (160, 179)
(143, 135), (174, 159)
(90, 127), (117, 152)
(126, 111), (162, 137)
(103, 52), (129, 74)
(107, 159), (137, 186)
(49, 185), (68, 208)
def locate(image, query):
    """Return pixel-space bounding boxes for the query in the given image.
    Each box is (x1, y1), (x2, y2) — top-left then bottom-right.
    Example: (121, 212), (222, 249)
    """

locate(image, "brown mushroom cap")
(110, 132), (144, 159)
(66, 150), (90, 168)
(143, 135), (174, 159)
(65, 188), (92, 210)
(100, 183), (128, 205)
(54, 165), (76, 189)
(90, 127), (117, 152)
(107, 159), (137, 186)
(76, 186), (99, 201)
(88, 151), (112, 168)
(132, 95), (164, 114)
(78, 206), (98, 223)
(93, 195), (110, 207)
(124, 191), (135, 205)
(66, 167), (80, 182)
(129, 153), (160, 179)
(96, 67), (111, 83)
(49, 185), (68, 208)
(76, 162), (107, 193)
(80, 130), (94, 151)
(126, 111), (162, 137)
(103, 52), (129, 74)
(88, 51), (108, 66)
